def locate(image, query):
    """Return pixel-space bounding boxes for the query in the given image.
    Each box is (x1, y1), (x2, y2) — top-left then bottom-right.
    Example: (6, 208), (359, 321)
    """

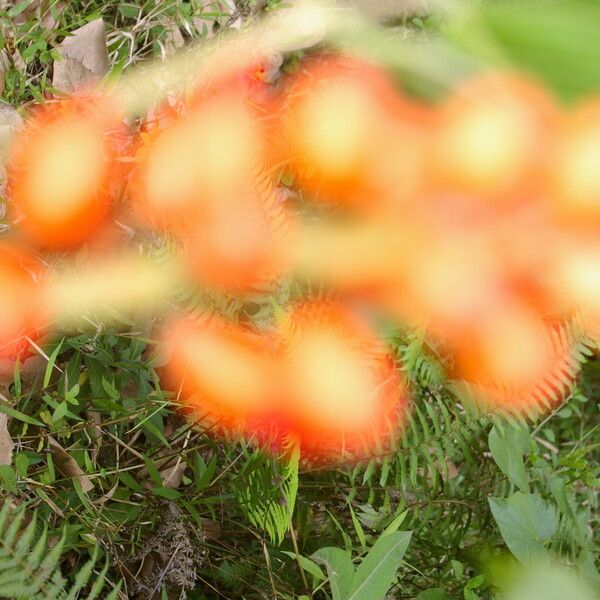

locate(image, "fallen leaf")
(85, 409), (103, 465)
(52, 19), (109, 93)
(160, 459), (187, 488)
(47, 435), (94, 492)
(0, 103), (23, 200)
(0, 103), (23, 157)
(0, 413), (14, 466)
(11, 0), (66, 30)
(41, 1), (66, 31)
(0, 355), (46, 388)
(159, 16), (185, 57)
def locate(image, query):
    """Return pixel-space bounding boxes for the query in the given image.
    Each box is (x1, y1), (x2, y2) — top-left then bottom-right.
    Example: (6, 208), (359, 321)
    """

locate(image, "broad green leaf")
(312, 547), (355, 600)
(505, 563), (597, 600)
(281, 551), (325, 582)
(144, 457), (162, 486)
(489, 492), (557, 564)
(448, 0), (600, 101)
(348, 531), (412, 600)
(488, 422), (530, 491)
(577, 549), (600, 594)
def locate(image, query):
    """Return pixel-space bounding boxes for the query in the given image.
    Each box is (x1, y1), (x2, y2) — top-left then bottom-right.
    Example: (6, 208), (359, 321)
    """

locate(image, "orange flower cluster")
(162, 302), (407, 463)
(2, 53), (598, 463)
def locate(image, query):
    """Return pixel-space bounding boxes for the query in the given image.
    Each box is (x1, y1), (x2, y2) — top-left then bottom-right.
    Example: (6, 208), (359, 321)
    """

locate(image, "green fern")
(235, 443), (300, 545)
(0, 503), (121, 600)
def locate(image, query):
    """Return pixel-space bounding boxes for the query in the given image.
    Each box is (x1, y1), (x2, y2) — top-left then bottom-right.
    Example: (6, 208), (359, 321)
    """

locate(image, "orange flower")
(271, 54), (430, 208)
(130, 94), (264, 232)
(161, 316), (277, 438)
(7, 94), (127, 249)
(182, 174), (293, 293)
(0, 244), (46, 364)
(455, 322), (580, 416)
(276, 300), (409, 464)
(429, 72), (556, 203)
(546, 100), (600, 225)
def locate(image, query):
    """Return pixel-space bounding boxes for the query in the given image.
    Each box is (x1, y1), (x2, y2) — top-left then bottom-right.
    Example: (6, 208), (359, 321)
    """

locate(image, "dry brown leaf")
(0, 103), (23, 157)
(47, 435), (94, 492)
(41, 1), (66, 31)
(0, 355), (46, 389)
(85, 409), (103, 465)
(11, 0), (66, 29)
(52, 19), (109, 93)
(159, 17), (185, 57)
(0, 413), (14, 466)
(160, 459), (187, 489)
(0, 103), (23, 200)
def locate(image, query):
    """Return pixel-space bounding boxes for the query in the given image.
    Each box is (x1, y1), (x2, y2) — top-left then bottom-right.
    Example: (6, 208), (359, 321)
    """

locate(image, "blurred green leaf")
(448, 0), (600, 100)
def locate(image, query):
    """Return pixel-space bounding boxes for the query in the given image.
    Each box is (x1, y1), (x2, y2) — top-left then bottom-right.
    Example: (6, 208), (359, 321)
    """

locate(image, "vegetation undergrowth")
(0, 1), (598, 599)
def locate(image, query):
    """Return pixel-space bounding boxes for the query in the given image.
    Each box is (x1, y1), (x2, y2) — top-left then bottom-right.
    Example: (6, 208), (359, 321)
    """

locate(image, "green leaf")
(348, 501), (367, 551)
(281, 551), (325, 582)
(7, 0), (33, 18)
(0, 465), (18, 493)
(43, 339), (64, 389)
(488, 422), (530, 491)
(101, 378), (120, 401)
(152, 487), (181, 499)
(118, 4), (140, 18)
(448, 0), (600, 101)
(451, 559), (464, 581)
(348, 531), (412, 600)
(144, 457), (162, 486)
(312, 547), (355, 600)
(382, 508), (408, 538)
(505, 563), (597, 600)
(52, 401), (68, 423)
(0, 402), (44, 427)
(577, 549), (600, 593)
(488, 492), (557, 564)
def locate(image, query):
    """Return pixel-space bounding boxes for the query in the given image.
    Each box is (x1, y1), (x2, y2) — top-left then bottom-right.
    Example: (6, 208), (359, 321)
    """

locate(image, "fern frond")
(235, 442), (300, 545)
(0, 502), (121, 600)
(451, 324), (589, 418)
